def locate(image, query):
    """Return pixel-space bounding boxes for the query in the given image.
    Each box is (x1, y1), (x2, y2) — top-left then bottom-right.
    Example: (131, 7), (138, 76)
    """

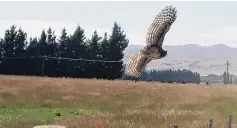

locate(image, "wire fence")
(0, 56), (122, 62)
(172, 115), (235, 128)
(0, 56), (124, 78)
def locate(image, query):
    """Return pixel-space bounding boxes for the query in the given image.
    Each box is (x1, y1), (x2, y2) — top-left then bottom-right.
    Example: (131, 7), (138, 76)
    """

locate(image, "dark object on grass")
(181, 80), (186, 84)
(0, 105), (6, 108)
(161, 80), (166, 83)
(55, 112), (61, 117)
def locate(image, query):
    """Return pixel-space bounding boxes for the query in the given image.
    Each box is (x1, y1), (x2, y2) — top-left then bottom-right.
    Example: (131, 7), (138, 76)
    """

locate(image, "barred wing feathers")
(146, 5), (177, 47)
(125, 52), (152, 78)
(125, 5), (177, 78)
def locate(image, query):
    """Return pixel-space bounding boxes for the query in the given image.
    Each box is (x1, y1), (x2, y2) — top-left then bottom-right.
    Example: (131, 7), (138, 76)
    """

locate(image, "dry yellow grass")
(0, 75), (237, 128)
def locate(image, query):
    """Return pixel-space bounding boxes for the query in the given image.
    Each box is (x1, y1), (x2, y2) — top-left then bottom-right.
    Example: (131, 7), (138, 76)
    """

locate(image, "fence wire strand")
(0, 56), (122, 63)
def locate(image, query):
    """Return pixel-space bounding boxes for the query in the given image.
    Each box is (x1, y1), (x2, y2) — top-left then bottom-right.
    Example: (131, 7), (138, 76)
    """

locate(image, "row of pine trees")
(0, 22), (129, 80)
(0, 21), (202, 83)
(138, 69), (201, 84)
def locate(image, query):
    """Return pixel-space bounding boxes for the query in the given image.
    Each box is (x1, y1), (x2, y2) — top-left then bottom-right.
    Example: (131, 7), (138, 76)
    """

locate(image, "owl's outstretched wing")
(125, 5), (177, 78)
(146, 5), (177, 47)
(125, 51), (152, 78)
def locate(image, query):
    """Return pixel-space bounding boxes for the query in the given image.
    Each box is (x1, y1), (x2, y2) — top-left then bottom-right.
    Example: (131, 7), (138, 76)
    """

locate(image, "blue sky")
(0, 1), (237, 47)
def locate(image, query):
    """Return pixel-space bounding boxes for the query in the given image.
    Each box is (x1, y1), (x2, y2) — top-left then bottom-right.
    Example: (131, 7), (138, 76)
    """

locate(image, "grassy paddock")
(0, 75), (237, 128)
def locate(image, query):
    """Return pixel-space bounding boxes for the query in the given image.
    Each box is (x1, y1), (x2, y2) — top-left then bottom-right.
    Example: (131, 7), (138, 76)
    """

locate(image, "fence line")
(0, 56), (123, 63)
(172, 114), (235, 128)
(0, 56), (124, 77)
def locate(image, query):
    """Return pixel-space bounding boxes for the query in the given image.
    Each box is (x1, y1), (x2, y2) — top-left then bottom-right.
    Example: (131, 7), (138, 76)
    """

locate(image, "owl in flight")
(125, 5), (177, 79)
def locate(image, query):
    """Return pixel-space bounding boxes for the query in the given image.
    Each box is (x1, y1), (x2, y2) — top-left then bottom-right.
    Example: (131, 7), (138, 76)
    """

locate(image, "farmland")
(0, 75), (237, 128)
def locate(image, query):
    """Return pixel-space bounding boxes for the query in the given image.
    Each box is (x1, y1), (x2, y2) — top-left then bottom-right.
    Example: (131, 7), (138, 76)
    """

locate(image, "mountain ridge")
(127, 43), (236, 48)
(123, 43), (237, 76)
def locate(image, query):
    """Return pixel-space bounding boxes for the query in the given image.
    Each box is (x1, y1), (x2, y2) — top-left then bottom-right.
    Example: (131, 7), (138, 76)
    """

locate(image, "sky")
(0, 1), (237, 47)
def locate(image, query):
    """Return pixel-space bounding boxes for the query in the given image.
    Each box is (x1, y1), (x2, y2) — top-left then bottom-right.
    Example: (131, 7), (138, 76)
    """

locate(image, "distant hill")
(123, 43), (237, 76)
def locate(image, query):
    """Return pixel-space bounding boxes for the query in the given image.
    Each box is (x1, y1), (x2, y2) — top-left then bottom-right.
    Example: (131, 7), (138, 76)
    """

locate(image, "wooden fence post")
(173, 124), (178, 128)
(208, 119), (213, 128)
(228, 115), (232, 128)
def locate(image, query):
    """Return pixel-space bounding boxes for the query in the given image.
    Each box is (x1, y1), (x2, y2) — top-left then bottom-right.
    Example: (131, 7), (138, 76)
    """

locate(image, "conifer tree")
(0, 25), (27, 75)
(106, 22), (129, 79)
(99, 32), (110, 78)
(57, 28), (70, 77)
(68, 24), (88, 78)
(45, 27), (58, 77)
(86, 30), (102, 78)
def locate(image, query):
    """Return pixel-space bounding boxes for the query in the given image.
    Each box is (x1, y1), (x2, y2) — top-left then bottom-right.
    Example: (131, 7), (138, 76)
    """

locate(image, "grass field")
(0, 75), (237, 128)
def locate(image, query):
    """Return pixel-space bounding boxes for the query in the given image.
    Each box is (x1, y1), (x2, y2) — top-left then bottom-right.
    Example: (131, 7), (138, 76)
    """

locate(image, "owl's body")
(125, 5), (177, 78)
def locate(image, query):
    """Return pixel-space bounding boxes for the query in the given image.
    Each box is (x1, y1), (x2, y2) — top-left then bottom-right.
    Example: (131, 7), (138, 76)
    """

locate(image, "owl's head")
(141, 46), (167, 59)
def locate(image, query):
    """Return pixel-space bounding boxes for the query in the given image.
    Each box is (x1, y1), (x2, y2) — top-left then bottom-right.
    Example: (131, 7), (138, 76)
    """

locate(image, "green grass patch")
(0, 107), (102, 120)
(206, 96), (237, 117)
(0, 107), (103, 128)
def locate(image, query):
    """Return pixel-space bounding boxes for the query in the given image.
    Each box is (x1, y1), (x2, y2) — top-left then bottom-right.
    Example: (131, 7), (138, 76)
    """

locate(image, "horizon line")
(128, 43), (237, 48)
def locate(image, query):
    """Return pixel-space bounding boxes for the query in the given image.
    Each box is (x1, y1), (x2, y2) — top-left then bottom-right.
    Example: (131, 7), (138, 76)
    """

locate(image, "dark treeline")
(0, 22), (129, 80)
(137, 69), (201, 84)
